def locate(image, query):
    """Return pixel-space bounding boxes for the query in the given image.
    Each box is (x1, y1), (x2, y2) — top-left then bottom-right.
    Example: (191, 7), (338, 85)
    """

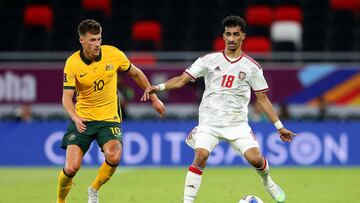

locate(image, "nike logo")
(186, 185), (195, 189)
(80, 73), (88, 77)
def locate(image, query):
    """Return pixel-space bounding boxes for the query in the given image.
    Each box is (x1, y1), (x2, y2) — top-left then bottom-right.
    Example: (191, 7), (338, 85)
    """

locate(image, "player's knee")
(247, 155), (263, 168)
(193, 149), (210, 167)
(105, 150), (121, 165)
(106, 156), (120, 166)
(244, 148), (263, 168)
(64, 165), (80, 176)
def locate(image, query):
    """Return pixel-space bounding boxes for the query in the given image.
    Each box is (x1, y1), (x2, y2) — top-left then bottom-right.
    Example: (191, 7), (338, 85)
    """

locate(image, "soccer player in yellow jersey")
(56, 19), (166, 203)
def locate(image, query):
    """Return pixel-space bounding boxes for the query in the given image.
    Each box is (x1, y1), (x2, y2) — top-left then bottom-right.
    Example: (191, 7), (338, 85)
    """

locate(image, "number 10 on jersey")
(221, 75), (235, 88)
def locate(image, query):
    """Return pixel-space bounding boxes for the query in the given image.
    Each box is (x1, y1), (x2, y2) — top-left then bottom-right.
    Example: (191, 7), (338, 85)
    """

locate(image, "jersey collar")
(222, 51), (244, 64)
(80, 48), (102, 65)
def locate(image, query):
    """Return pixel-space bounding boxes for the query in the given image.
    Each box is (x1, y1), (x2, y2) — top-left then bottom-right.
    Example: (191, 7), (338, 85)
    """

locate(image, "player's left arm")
(255, 91), (296, 142)
(126, 64), (166, 117)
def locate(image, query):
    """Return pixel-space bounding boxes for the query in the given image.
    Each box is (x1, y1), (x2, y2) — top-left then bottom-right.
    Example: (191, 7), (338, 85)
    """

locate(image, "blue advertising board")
(0, 121), (358, 166)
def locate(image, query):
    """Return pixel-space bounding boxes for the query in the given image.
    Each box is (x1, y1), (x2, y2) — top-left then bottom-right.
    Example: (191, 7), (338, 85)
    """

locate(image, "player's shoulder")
(101, 45), (127, 58)
(242, 53), (261, 70)
(65, 50), (81, 65)
(101, 45), (123, 53)
(101, 44), (118, 50)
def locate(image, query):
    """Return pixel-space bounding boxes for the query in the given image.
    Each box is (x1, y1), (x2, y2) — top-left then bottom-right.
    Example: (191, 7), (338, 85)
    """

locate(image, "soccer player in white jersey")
(141, 15), (296, 203)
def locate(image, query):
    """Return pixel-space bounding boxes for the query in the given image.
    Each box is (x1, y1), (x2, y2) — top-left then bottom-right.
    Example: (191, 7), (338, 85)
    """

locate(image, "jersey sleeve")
(63, 59), (76, 90)
(248, 66), (269, 92)
(184, 57), (206, 82)
(114, 47), (131, 72)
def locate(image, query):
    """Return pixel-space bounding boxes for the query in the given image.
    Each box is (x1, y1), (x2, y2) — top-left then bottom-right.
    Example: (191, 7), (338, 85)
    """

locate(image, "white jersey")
(185, 52), (269, 126)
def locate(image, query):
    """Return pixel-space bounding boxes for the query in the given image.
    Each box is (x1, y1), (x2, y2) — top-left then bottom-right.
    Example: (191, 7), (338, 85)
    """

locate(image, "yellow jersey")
(63, 45), (131, 123)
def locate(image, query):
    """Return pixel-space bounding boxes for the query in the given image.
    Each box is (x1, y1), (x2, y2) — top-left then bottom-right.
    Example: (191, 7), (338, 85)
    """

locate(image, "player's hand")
(151, 97), (166, 118)
(278, 127), (297, 142)
(73, 115), (86, 133)
(141, 86), (160, 101)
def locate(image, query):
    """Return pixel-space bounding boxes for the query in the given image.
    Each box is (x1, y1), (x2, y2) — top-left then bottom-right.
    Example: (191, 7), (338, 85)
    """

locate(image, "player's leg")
(90, 139), (122, 191)
(88, 122), (123, 203)
(243, 147), (268, 175)
(184, 148), (209, 203)
(88, 140), (121, 203)
(228, 123), (285, 203)
(58, 122), (93, 203)
(184, 126), (219, 203)
(58, 122), (94, 203)
(244, 148), (286, 203)
(57, 145), (83, 203)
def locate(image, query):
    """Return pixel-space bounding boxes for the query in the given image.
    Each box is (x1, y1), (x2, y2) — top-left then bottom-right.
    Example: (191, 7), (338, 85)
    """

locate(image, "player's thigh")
(228, 126), (260, 156)
(186, 125), (220, 153)
(61, 122), (94, 154)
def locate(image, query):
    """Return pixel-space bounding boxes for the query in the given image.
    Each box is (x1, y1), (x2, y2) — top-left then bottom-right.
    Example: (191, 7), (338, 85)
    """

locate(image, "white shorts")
(185, 124), (260, 156)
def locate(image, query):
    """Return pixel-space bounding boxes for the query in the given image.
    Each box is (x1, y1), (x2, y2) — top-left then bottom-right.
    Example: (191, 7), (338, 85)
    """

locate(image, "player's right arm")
(62, 89), (86, 133)
(141, 72), (192, 101)
(62, 58), (86, 133)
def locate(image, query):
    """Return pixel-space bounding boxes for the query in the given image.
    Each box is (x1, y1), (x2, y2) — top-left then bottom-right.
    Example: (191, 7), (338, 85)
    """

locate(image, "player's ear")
(242, 33), (246, 40)
(79, 35), (84, 44)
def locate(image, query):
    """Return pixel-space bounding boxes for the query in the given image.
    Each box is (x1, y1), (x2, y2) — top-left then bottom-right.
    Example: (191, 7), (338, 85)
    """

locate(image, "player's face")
(223, 26), (245, 51)
(79, 31), (102, 59)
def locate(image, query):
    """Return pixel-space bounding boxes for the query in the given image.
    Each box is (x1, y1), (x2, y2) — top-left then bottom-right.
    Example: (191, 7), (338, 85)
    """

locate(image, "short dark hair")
(221, 15), (246, 32)
(78, 19), (102, 36)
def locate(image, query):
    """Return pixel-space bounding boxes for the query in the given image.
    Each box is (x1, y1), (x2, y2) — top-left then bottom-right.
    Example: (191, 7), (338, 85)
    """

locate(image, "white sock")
(184, 165), (203, 203)
(255, 158), (270, 179)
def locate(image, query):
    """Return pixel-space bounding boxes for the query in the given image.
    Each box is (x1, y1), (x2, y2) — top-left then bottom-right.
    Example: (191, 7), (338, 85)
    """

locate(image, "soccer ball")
(239, 195), (263, 203)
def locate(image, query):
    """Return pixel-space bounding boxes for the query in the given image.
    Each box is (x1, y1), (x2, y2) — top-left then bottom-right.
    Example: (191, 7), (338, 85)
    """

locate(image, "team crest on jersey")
(68, 133), (76, 141)
(63, 73), (67, 82)
(238, 71), (246, 81)
(105, 64), (114, 71)
(187, 127), (197, 140)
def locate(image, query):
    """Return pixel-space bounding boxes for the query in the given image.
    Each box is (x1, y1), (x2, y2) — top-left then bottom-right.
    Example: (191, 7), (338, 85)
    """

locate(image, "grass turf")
(0, 167), (359, 203)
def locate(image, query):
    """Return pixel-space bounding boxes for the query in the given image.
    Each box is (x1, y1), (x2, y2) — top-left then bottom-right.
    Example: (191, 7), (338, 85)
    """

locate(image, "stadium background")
(0, 0), (360, 202)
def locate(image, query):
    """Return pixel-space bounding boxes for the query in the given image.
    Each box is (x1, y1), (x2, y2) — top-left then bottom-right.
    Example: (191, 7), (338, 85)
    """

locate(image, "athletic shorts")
(61, 121), (123, 154)
(185, 123), (260, 156)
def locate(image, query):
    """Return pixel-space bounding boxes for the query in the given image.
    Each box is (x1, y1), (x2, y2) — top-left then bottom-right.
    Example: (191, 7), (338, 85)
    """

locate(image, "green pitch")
(0, 167), (359, 203)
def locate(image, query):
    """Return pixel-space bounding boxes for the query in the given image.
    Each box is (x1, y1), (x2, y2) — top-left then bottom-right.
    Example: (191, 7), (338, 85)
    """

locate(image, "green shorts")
(61, 121), (123, 154)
